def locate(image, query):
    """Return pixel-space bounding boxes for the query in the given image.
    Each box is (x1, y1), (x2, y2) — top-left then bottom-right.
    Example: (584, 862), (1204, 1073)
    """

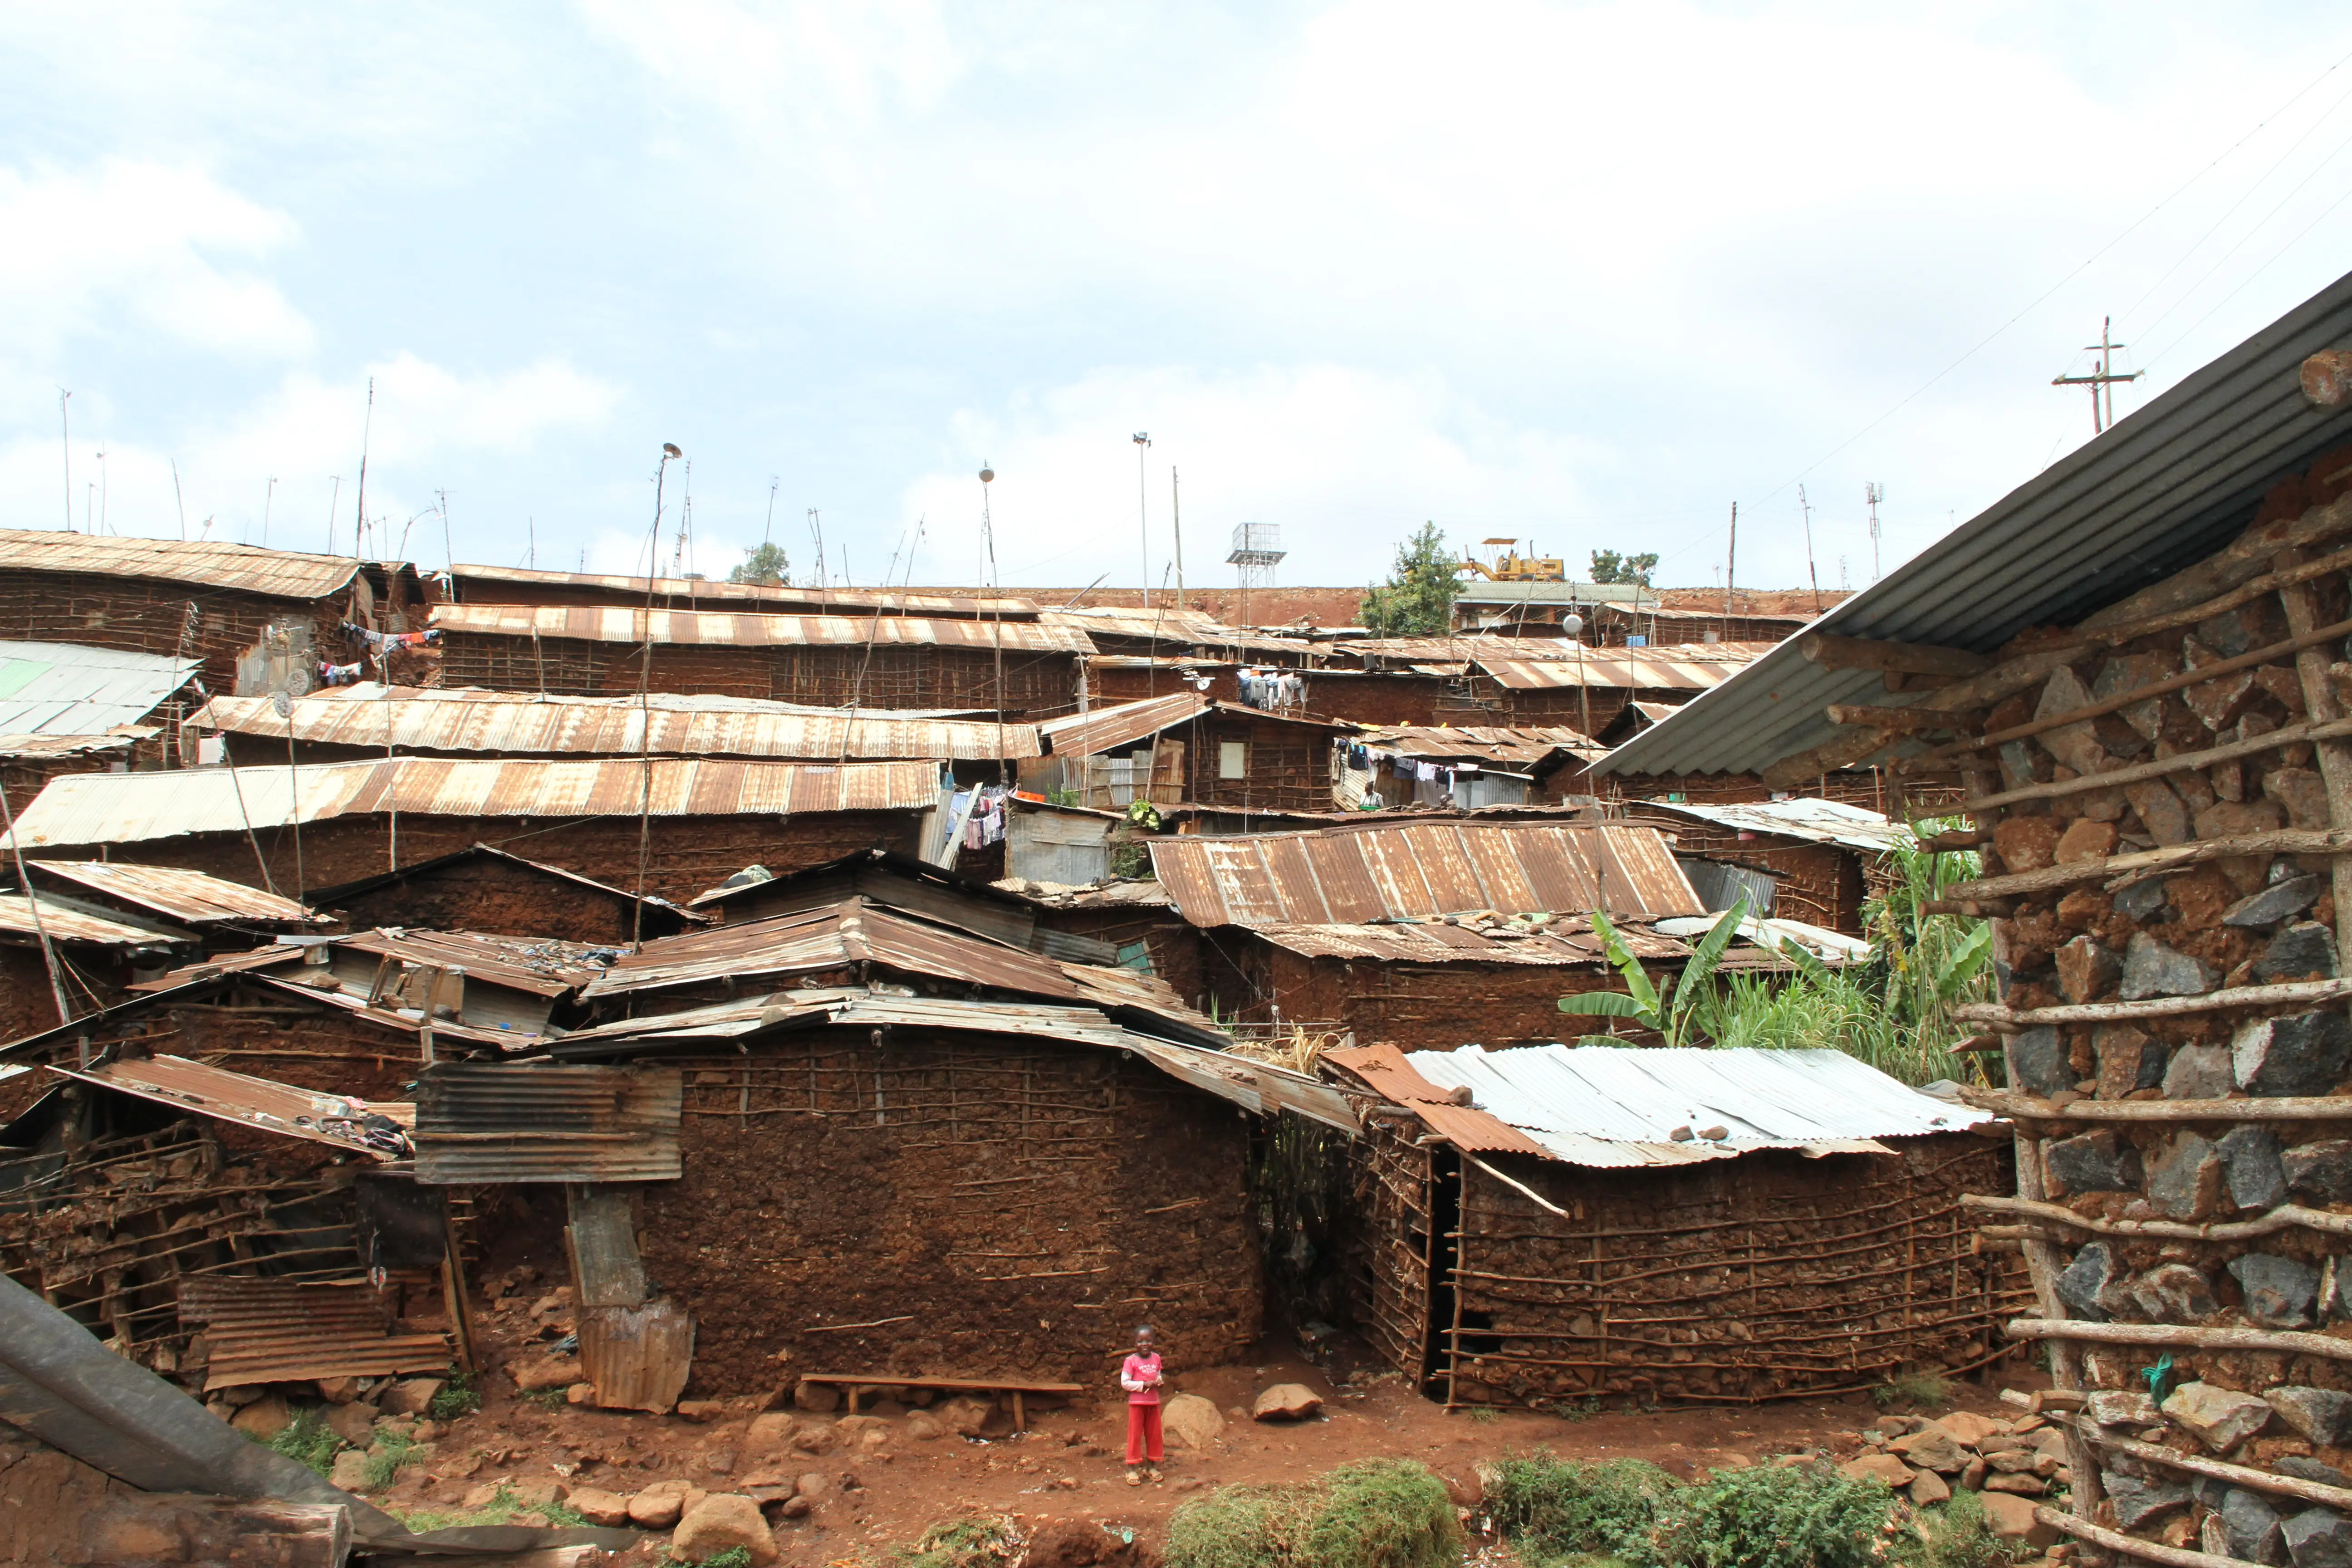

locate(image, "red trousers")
(1125, 1401), (1163, 1465)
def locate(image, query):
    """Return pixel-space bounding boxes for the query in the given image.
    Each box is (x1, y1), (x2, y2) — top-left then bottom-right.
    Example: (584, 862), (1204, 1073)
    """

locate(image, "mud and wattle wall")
(637, 1033), (1262, 1397)
(324, 855), (692, 944)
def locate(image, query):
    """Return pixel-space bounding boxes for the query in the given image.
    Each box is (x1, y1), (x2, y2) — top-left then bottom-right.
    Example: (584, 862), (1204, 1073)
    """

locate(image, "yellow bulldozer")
(1459, 538), (1566, 582)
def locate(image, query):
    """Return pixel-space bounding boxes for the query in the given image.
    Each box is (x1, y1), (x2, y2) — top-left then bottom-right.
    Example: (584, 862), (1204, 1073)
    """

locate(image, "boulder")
(2056, 818), (2119, 864)
(671, 1494), (779, 1567)
(324, 1401), (378, 1446)
(938, 1396), (994, 1437)
(1982, 1472), (2044, 1495)
(228, 1394), (292, 1440)
(2105, 1474), (2190, 1530)
(795, 1470), (832, 1501)
(378, 1377), (444, 1417)
(2218, 1486), (2288, 1564)
(2269, 769), (2335, 831)
(2284, 1140), (2352, 1204)
(506, 1479), (568, 1508)
(2231, 1253), (2320, 1328)
(1994, 818), (2064, 875)
(2129, 1263), (2220, 1323)
(1889, 1426), (1968, 1474)
(2268, 1387), (2352, 1446)
(2226, 874), (2323, 928)
(316, 1376), (363, 1405)
(568, 1487), (630, 1527)
(1978, 1490), (2058, 1546)
(792, 1380), (840, 1414)
(2282, 1506), (2352, 1568)
(1932, 1411), (2008, 1448)
(2055, 1241), (2128, 1321)
(2280, 1457), (2352, 1488)
(834, 1415), (891, 1441)
(787, 1424), (836, 1455)
(2219, 1124), (2290, 1210)
(565, 1383), (596, 1406)
(2234, 1011), (2352, 1098)
(508, 1356), (578, 1394)
(2163, 1382), (2275, 1452)
(2259, 922), (2341, 982)
(2009, 1027), (2073, 1099)
(1161, 1393), (1225, 1450)
(1909, 1470), (1951, 1506)
(1839, 1453), (1915, 1487)
(627, 1483), (689, 1529)
(2145, 1132), (2224, 1220)
(1251, 1385), (1324, 1422)
(2046, 1133), (2140, 1196)
(2122, 932), (2218, 999)
(329, 1449), (372, 1492)
(745, 1412), (797, 1451)
(2164, 1044), (2236, 1101)
(903, 1410), (946, 1441)
(676, 1399), (727, 1423)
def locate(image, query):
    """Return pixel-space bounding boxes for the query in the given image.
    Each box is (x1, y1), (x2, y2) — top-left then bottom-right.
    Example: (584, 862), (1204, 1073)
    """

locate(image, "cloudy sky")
(6, 4), (2352, 597)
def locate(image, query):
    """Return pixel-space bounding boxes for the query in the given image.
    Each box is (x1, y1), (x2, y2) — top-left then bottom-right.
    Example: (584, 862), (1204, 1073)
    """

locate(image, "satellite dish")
(1562, 612), (1585, 639)
(662, 443), (683, 458)
(272, 691), (293, 719)
(979, 467), (995, 484)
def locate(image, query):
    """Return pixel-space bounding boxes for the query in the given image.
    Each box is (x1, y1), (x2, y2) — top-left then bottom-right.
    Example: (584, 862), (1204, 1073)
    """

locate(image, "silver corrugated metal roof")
(449, 562), (1040, 617)
(429, 601), (1094, 654)
(193, 686), (1042, 760)
(0, 529), (365, 599)
(0, 641), (199, 735)
(1602, 268), (2352, 779)
(2, 756), (945, 848)
(1633, 797), (1909, 854)
(1474, 646), (1772, 692)
(24, 861), (324, 925)
(1400, 1043), (1989, 1167)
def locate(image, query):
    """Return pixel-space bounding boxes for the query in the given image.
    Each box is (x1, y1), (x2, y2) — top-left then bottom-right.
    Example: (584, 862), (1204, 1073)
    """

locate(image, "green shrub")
(427, 1369), (481, 1421)
(263, 1410), (341, 1477)
(1916, 1490), (2030, 1568)
(1874, 1373), (1955, 1412)
(1166, 1461), (1459, 1568)
(702, 1550), (756, 1568)
(1485, 1454), (1682, 1567)
(1661, 1465), (1901, 1568)
(900, 1514), (1025, 1567)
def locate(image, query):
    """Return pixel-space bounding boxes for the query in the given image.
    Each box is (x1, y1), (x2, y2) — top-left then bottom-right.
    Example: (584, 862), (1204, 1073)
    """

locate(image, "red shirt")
(1121, 1351), (1163, 1406)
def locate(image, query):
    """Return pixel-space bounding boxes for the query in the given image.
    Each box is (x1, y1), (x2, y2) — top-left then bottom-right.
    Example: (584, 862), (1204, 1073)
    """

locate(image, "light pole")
(1133, 432), (1151, 609)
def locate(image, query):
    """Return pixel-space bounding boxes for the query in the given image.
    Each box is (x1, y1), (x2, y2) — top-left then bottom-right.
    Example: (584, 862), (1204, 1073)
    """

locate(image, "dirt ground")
(366, 1293), (2041, 1565)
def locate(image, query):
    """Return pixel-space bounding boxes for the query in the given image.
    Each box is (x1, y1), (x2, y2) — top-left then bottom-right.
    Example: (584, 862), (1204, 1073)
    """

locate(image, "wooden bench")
(799, 1372), (1085, 1432)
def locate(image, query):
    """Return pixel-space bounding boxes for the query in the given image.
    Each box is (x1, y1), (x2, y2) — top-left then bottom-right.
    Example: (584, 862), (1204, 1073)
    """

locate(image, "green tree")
(1359, 523), (1460, 636)
(1589, 549), (1658, 586)
(728, 542), (790, 586)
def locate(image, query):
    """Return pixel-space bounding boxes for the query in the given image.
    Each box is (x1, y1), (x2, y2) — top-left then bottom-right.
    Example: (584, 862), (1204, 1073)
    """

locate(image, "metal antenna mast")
(1133, 433), (1152, 609)
(1863, 482), (1884, 583)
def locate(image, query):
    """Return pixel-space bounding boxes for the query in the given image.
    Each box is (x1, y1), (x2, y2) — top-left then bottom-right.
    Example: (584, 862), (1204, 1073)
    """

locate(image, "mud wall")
(1029, 907), (1207, 1010)
(1431, 1135), (2025, 1406)
(324, 856), (691, 944)
(1937, 457), (2352, 1554)
(638, 1033), (1261, 1396)
(1186, 715), (1339, 813)
(436, 632), (1082, 717)
(1614, 807), (1870, 934)
(31, 809), (922, 907)
(1223, 942), (1599, 1050)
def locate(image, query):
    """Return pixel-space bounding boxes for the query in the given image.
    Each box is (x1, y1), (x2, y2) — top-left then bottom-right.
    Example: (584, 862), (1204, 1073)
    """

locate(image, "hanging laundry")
(315, 660), (365, 687)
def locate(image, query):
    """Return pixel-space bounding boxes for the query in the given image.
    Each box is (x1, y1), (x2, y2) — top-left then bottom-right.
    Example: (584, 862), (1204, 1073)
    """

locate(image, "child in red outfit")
(1120, 1324), (1164, 1483)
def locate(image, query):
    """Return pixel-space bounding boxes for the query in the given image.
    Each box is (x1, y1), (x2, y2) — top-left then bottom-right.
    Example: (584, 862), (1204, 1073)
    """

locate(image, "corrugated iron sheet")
(0, 893), (172, 947)
(1343, 1042), (1989, 1168)
(0, 727), (153, 759)
(1148, 821), (1704, 927)
(578, 1298), (693, 1414)
(451, 561), (1038, 617)
(412, 1063), (682, 1183)
(1472, 646), (1773, 692)
(3, 756), (945, 849)
(1356, 725), (1603, 765)
(176, 1277), (449, 1391)
(1037, 691), (1210, 757)
(1633, 798), (1909, 854)
(0, 641), (199, 735)
(28, 861), (324, 925)
(1039, 604), (1235, 641)
(53, 1054), (411, 1158)
(1247, 920), (1661, 966)
(193, 686), (1041, 761)
(1602, 268), (2352, 780)
(0, 529), (364, 599)
(336, 929), (609, 998)
(429, 602), (1093, 654)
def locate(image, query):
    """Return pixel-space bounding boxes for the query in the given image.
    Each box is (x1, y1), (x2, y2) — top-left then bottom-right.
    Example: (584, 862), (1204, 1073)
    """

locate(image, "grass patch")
(1546, 1397), (1607, 1422)
(1873, 1373), (1955, 1412)
(364, 1428), (420, 1490)
(427, 1368), (481, 1422)
(1916, 1491), (2033, 1568)
(900, 1515), (1025, 1567)
(1166, 1460), (1458, 1568)
(397, 1485), (524, 1533)
(263, 1410), (342, 1477)
(701, 1550), (756, 1568)
(1659, 1464), (1901, 1568)
(1486, 1453), (1912, 1568)
(1467, 1407), (1500, 1425)
(1485, 1455), (1683, 1567)
(519, 1386), (571, 1409)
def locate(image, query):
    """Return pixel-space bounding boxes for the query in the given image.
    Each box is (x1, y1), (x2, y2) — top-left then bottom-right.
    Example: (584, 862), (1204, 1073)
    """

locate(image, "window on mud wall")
(1219, 740), (1246, 779)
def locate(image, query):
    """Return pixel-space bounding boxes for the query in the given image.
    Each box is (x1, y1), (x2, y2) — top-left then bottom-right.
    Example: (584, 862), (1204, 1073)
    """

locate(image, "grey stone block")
(2259, 922), (2342, 982)
(2283, 1506), (2352, 1568)
(2225, 874), (2323, 928)
(2234, 1011), (2352, 1098)
(2166, 1043), (2236, 1100)
(2217, 1124), (2289, 1210)
(2231, 1252), (2320, 1328)
(2284, 1139), (2352, 1205)
(2008, 1025), (2072, 1099)
(2122, 931), (2219, 999)
(2045, 1129), (2141, 1196)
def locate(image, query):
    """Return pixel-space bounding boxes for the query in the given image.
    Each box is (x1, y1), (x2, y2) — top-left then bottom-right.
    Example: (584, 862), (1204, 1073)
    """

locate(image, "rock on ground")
(228, 1395), (292, 1440)
(671, 1494), (779, 1566)
(1161, 1394), (1225, 1450)
(324, 1401), (377, 1446)
(1889, 1427), (1967, 1474)
(627, 1480), (691, 1529)
(328, 1449), (372, 1492)
(378, 1378), (445, 1416)
(567, 1486), (630, 1527)
(1251, 1385), (1323, 1422)
(1932, 1411), (2008, 1448)
(1839, 1453), (1914, 1487)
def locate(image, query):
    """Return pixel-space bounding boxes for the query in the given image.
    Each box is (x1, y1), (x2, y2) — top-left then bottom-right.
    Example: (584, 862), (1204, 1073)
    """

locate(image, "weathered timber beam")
(2036, 1506), (2264, 1568)
(1756, 646), (2087, 790)
(2306, 350), (2352, 407)
(1959, 1079), (2352, 1118)
(1760, 729), (1899, 790)
(1952, 715), (2352, 815)
(1944, 828), (2352, 903)
(1798, 632), (1990, 678)
(2076, 493), (2352, 635)
(1902, 607), (2352, 774)
(2007, 1317), (2352, 1363)
(1823, 704), (1976, 733)
(1964, 1193), (2352, 1242)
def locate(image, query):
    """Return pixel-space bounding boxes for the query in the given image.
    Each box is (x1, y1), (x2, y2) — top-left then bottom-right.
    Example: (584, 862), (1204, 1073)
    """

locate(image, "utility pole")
(1171, 466), (1185, 603)
(2053, 315), (2143, 435)
(58, 390), (71, 532)
(1132, 433), (1152, 609)
(1863, 483), (1884, 584)
(1797, 484), (1822, 616)
(1721, 501), (1736, 641)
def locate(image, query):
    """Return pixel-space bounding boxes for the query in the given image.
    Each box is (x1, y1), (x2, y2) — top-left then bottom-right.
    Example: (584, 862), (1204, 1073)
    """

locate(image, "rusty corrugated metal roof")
(3, 756), (944, 849)
(450, 562), (1039, 617)
(336, 929), (608, 998)
(0, 528), (364, 599)
(0, 893), (175, 947)
(1248, 919), (1672, 966)
(429, 602), (1093, 654)
(412, 1063), (682, 1183)
(1324, 1044), (1554, 1157)
(54, 1054), (412, 1158)
(1472, 644), (1775, 692)
(1356, 725), (1603, 765)
(1036, 691), (1210, 757)
(193, 686), (1042, 761)
(1148, 820), (1703, 928)
(305, 843), (706, 922)
(177, 1277), (449, 1391)
(27, 861), (324, 926)
(0, 727), (155, 760)
(1039, 604), (1235, 641)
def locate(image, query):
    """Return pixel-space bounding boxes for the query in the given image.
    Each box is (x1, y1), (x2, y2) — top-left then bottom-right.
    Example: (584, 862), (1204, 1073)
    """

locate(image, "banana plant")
(1557, 896), (1749, 1049)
